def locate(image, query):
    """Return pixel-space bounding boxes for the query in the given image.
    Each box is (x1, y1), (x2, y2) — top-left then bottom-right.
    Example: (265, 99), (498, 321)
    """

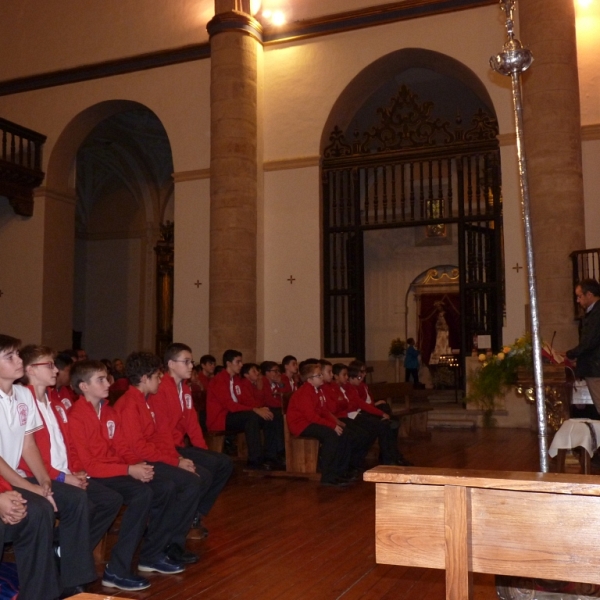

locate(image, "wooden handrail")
(364, 465), (600, 495)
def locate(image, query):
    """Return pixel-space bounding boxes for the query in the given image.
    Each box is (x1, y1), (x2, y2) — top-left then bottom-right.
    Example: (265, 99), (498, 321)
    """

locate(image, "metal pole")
(491, 0), (549, 472)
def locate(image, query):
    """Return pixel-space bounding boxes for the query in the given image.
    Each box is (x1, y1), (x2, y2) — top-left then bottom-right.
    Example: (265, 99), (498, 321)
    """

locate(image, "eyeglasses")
(31, 362), (56, 369)
(172, 359), (195, 366)
(309, 373), (324, 379)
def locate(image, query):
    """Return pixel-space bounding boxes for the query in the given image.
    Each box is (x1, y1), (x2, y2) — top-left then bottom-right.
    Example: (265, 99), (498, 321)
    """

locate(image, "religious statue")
(430, 301), (451, 363)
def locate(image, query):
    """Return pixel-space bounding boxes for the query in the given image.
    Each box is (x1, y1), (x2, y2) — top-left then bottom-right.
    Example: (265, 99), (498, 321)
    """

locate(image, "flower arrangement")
(389, 338), (406, 357)
(467, 335), (533, 425)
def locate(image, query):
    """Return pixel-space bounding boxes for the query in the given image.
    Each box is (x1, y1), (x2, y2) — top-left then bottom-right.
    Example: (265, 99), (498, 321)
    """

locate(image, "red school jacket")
(320, 381), (350, 418)
(18, 385), (74, 480)
(261, 377), (282, 409)
(52, 385), (78, 411)
(68, 398), (133, 478)
(206, 370), (252, 431)
(113, 385), (180, 466)
(238, 378), (264, 409)
(280, 374), (298, 394)
(286, 382), (337, 436)
(148, 373), (207, 450)
(343, 383), (384, 417)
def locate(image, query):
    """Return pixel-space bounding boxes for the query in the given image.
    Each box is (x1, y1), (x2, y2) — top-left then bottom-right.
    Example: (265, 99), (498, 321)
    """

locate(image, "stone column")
(207, 1), (262, 362)
(519, 0), (585, 349)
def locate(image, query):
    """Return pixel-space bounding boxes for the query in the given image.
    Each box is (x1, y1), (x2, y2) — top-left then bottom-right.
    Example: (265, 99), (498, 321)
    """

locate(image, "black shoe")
(343, 470), (360, 482)
(396, 458), (414, 466)
(102, 569), (151, 590)
(165, 543), (199, 565)
(59, 585), (85, 599)
(320, 477), (351, 488)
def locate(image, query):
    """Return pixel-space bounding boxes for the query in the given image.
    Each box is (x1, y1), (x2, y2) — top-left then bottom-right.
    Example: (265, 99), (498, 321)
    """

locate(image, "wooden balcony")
(0, 117), (46, 216)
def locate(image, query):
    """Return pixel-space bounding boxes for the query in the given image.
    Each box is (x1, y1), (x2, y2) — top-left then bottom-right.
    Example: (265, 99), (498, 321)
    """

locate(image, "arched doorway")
(43, 101), (173, 357)
(321, 49), (503, 371)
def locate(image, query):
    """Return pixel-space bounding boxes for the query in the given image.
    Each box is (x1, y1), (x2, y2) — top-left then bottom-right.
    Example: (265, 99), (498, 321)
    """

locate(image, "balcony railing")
(0, 117), (46, 216)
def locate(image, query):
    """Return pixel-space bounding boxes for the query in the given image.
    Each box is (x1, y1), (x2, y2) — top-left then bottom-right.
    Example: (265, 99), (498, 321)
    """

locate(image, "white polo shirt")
(0, 384), (43, 470)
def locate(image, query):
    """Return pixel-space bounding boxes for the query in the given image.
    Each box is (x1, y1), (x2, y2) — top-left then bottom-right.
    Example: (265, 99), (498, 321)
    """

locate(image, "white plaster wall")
(583, 138), (600, 249)
(173, 178), (211, 358)
(0, 0), (214, 80)
(262, 166), (321, 361)
(0, 59), (211, 175)
(78, 237), (142, 360)
(263, 5), (515, 161)
(364, 227), (459, 362)
(0, 197), (44, 342)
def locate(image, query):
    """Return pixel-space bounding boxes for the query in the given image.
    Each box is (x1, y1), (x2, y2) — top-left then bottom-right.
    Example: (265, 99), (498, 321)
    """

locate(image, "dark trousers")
(301, 423), (351, 483)
(354, 412), (399, 464)
(405, 368), (419, 384)
(85, 478), (123, 550)
(177, 446), (233, 516)
(94, 474), (176, 575)
(340, 417), (376, 469)
(6, 488), (60, 600)
(27, 478), (97, 588)
(267, 407), (285, 456)
(225, 410), (278, 464)
(149, 461), (208, 549)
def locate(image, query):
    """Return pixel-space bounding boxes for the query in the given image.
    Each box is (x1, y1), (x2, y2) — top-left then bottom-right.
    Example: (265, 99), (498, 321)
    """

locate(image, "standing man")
(567, 279), (600, 412)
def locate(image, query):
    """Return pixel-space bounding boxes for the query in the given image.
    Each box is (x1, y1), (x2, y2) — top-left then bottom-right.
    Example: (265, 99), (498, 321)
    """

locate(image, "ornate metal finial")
(490, 0), (533, 76)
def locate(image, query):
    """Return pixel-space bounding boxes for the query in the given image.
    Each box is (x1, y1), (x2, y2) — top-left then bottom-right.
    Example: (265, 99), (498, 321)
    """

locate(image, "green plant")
(467, 335), (533, 426)
(389, 338), (406, 357)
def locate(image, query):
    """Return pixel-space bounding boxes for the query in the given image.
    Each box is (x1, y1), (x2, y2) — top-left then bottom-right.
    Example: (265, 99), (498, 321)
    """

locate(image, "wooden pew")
(277, 392), (321, 480)
(205, 430), (248, 460)
(364, 466), (600, 599)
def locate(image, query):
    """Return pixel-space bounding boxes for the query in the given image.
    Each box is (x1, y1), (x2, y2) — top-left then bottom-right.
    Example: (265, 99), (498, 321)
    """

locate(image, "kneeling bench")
(364, 466), (600, 599)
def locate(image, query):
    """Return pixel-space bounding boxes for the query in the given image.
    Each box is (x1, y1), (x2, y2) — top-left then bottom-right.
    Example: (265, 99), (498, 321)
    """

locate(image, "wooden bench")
(364, 466), (600, 599)
(276, 392), (321, 480)
(205, 430), (248, 460)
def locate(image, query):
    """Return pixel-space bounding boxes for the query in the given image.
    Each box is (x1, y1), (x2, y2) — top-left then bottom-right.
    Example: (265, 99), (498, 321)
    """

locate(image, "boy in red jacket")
(114, 352), (207, 566)
(280, 355), (299, 393)
(286, 363), (352, 487)
(18, 346), (123, 582)
(207, 349), (279, 470)
(69, 359), (185, 591)
(149, 343), (233, 538)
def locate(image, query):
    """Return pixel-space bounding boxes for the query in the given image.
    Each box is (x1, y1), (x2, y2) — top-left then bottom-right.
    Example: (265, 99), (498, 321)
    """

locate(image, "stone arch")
(320, 47), (498, 154)
(41, 100), (174, 352)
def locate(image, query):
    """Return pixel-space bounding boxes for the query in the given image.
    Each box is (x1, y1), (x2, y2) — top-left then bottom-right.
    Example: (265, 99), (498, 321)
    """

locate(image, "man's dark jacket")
(567, 300), (600, 378)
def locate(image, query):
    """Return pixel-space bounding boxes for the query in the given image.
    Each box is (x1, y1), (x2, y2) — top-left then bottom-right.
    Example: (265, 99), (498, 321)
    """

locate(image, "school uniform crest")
(55, 405), (68, 423)
(106, 420), (116, 439)
(184, 393), (192, 409)
(17, 403), (28, 426)
(234, 385), (241, 396)
(61, 398), (72, 410)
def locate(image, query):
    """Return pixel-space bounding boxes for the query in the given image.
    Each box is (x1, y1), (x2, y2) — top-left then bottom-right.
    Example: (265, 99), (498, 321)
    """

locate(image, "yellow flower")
(478, 354), (486, 362)
(497, 352), (505, 360)
(503, 346), (511, 354)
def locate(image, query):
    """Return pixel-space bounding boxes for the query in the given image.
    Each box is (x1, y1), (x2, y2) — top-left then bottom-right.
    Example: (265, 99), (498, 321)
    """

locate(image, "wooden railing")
(0, 117), (46, 216)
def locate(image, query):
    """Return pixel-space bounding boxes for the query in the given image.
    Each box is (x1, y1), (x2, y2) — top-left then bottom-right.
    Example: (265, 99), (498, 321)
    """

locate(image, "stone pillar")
(207, 1), (262, 362)
(519, 0), (585, 349)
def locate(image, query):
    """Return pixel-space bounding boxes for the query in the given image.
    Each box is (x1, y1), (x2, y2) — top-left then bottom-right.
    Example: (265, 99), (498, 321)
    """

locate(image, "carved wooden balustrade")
(0, 117), (46, 216)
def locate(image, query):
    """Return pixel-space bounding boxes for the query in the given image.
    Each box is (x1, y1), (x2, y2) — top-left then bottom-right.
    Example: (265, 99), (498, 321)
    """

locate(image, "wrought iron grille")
(322, 85), (503, 359)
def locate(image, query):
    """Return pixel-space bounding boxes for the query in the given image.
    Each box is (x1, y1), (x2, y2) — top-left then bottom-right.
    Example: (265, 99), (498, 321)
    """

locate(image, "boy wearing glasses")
(148, 343), (233, 539)
(286, 363), (353, 487)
